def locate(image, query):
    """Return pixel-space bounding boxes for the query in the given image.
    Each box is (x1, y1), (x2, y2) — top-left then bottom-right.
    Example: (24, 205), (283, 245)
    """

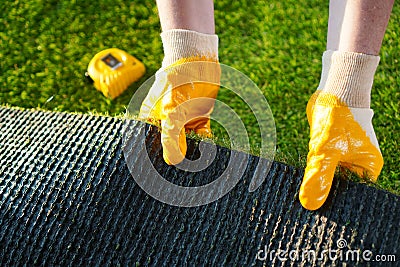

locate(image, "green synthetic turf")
(1, 1), (399, 193)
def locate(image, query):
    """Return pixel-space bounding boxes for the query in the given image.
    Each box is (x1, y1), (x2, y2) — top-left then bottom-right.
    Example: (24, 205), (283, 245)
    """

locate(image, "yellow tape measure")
(86, 48), (145, 99)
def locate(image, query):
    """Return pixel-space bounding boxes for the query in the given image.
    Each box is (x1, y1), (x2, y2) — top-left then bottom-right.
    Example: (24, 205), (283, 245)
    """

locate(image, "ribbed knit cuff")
(161, 29), (219, 68)
(317, 50), (380, 108)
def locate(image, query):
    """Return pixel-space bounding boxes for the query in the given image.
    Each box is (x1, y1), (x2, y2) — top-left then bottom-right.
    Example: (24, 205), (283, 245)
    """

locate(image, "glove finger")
(181, 96), (216, 138)
(340, 138), (383, 182)
(160, 115), (187, 166)
(185, 117), (212, 138)
(300, 153), (339, 210)
(194, 125), (212, 138)
(301, 102), (340, 210)
(339, 108), (384, 182)
(138, 70), (168, 121)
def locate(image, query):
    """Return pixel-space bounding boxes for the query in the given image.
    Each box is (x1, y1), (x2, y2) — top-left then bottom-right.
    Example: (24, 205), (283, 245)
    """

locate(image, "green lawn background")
(1, 0), (399, 193)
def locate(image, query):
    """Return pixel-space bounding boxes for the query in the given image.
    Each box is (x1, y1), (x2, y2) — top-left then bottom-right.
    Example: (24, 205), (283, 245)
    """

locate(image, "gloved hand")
(138, 57), (220, 165)
(299, 91), (383, 210)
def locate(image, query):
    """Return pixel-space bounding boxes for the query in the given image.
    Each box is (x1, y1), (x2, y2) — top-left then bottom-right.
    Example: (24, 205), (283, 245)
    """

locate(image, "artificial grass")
(1, 0), (399, 194)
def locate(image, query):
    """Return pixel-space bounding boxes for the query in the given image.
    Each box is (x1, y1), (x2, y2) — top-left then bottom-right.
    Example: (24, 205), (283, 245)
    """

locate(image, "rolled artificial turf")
(0, 107), (398, 266)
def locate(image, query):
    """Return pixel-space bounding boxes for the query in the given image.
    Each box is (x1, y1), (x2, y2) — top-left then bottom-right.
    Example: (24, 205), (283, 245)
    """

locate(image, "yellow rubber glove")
(139, 57), (220, 165)
(300, 91), (383, 210)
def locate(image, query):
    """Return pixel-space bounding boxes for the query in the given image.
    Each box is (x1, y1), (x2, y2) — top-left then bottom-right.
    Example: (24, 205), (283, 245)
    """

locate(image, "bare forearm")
(327, 0), (394, 55)
(156, 0), (215, 34)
